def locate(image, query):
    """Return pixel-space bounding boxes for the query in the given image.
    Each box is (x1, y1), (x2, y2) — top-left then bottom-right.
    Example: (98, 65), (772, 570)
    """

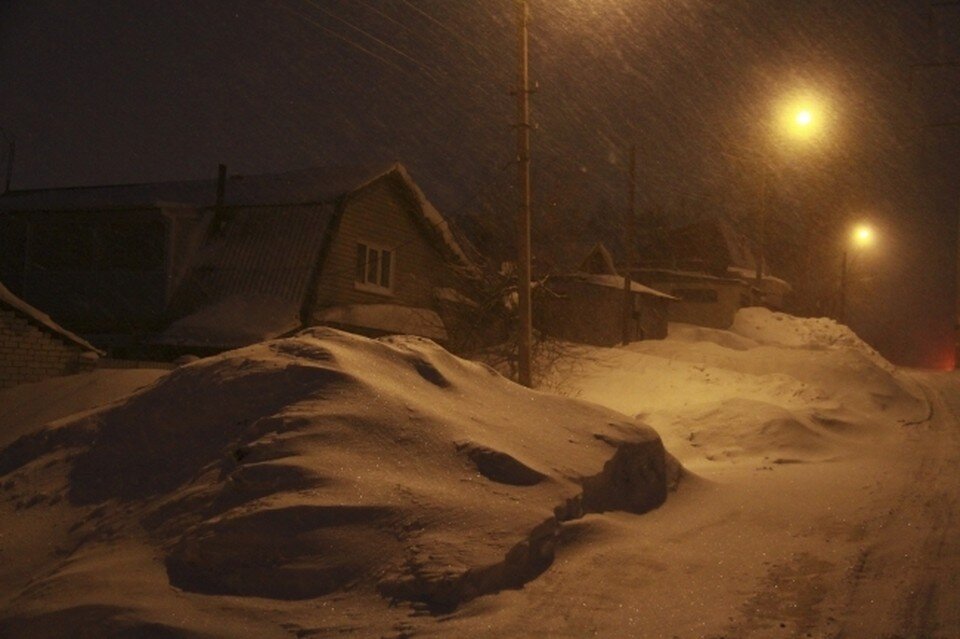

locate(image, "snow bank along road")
(420, 312), (960, 638)
(431, 371), (960, 638)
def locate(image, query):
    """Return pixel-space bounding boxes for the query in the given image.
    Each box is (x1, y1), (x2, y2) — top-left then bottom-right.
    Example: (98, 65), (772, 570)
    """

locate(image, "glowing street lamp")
(795, 109), (813, 127)
(737, 94), (829, 294)
(852, 223), (874, 248)
(839, 223), (875, 324)
(778, 97), (825, 142)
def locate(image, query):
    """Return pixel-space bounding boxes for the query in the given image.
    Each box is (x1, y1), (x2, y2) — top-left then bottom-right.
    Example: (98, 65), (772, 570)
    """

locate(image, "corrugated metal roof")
(168, 203), (335, 324)
(0, 165), (384, 212)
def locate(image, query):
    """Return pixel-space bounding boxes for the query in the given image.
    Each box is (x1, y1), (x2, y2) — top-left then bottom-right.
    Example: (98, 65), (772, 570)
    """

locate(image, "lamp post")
(721, 99), (823, 297)
(839, 223), (874, 324)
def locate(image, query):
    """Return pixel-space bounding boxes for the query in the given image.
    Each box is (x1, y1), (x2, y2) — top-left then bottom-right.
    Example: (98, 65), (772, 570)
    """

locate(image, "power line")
(298, 0), (446, 82)
(394, 0), (475, 48)
(278, 1), (408, 76)
(354, 0), (419, 39)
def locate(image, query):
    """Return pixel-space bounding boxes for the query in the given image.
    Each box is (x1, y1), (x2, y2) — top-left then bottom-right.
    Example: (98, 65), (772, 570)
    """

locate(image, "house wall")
(537, 280), (667, 346)
(312, 175), (458, 312)
(659, 281), (749, 329)
(0, 307), (92, 389)
(638, 297), (670, 340)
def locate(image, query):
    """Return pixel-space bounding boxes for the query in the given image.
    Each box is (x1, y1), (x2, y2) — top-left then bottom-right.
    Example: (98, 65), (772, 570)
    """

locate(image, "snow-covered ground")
(2, 308), (958, 638)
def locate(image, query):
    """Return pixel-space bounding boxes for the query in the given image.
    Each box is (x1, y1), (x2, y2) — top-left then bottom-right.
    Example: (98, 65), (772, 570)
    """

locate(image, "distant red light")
(939, 349), (956, 371)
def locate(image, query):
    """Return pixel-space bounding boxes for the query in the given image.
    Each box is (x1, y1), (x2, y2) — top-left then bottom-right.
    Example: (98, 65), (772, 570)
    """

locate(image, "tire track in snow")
(831, 372), (960, 639)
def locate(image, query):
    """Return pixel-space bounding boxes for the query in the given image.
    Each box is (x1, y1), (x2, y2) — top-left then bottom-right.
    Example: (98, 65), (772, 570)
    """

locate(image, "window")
(672, 288), (718, 303)
(356, 242), (394, 293)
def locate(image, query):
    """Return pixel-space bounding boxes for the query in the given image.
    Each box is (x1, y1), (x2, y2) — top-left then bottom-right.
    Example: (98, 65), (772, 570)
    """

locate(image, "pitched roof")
(0, 163), (480, 279)
(552, 273), (678, 300)
(0, 165), (383, 212)
(0, 282), (104, 355)
(579, 243), (618, 276)
(668, 218), (758, 272)
(166, 203), (336, 338)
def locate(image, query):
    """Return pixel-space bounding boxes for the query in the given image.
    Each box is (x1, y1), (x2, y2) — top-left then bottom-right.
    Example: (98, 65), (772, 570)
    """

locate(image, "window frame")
(355, 240), (396, 295)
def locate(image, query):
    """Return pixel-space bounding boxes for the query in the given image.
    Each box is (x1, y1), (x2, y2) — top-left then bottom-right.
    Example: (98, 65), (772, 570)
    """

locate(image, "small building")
(537, 244), (675, 347)
(632, 218), (792, 329)
(635, 268), (754, 330)
(0, 282), (102, 389)
(0, 164), (482, 355)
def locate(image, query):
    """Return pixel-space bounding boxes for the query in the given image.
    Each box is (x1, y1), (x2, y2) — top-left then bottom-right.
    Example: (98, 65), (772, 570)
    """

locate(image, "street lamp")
(746, 95), (827, 293)
(839, 223), (875, 324)
(778, 96), (825, 143)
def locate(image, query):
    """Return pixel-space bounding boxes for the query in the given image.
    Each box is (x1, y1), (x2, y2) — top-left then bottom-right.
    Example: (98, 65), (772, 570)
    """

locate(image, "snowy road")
(827, 371), (960, 639)
(419, 370), (960, 638)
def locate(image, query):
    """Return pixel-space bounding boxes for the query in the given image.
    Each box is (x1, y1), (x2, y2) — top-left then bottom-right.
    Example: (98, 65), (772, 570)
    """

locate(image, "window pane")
(367, 248), (379, 284)
(380, 250), (392, 288)
(356, 244), (367, 283)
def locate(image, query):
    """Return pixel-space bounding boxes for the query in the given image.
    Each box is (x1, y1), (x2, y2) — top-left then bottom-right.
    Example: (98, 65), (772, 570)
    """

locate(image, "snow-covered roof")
(726, 267), (792, 293)
(1, 163), (481, 280)
(314, 304), (449, 341)
(157, 294), (303, 349)
(167, 203), (334, 329)
(0, 282), (104, 355)
(637, 268), (751, 286)
(557, 273), (678, 300)
(0, 165), (385, 212)
(386, 163), (481, 278)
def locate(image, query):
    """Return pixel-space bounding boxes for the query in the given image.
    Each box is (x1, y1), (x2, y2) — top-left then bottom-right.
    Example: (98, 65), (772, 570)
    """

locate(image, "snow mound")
(731, 307), (893, 371)
(546, 310), (928, 471)
(668, 322), (761, 351)
(0, 328), (672, 635)
(682, 399), (832, 463)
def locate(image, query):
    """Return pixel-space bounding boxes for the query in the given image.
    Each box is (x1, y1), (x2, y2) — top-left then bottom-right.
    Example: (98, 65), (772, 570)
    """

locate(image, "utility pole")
(755, 167), (767, 298)
(622, 145), (637, 345)
(515, 0), (533, 387)
(838, 250), (848, 324)
(1, 129), (13, 194)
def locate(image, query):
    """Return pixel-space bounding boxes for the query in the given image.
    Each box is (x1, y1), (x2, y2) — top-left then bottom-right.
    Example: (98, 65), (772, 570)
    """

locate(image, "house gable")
(311, 172), (459, 314)
(579, 243), (618, 276)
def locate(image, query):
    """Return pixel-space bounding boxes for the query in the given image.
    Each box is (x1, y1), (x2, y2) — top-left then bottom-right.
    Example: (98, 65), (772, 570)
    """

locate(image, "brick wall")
(0, 308), (94, 389)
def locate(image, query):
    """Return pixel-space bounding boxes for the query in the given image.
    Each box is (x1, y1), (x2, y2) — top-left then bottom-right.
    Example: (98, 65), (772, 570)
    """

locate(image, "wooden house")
(0, 164), (481, 355)
(537, 244), (675, 346)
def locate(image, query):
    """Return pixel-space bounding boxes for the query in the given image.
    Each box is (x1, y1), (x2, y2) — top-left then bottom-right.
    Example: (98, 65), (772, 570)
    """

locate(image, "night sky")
(2, 1), (959, 366)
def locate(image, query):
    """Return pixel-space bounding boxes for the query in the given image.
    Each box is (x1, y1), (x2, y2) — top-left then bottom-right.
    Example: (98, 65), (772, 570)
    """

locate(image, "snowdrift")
(547, 308), (928, 468)
(0, 328), (672, 637)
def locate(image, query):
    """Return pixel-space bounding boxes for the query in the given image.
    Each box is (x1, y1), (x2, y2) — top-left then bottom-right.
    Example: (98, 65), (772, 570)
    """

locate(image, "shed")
(536, 244), (676, 347)
(636, 268), (755, 330)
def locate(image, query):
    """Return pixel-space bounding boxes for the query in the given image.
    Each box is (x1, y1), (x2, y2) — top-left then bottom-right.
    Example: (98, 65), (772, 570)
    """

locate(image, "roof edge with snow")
(0, 283), (105, 355)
